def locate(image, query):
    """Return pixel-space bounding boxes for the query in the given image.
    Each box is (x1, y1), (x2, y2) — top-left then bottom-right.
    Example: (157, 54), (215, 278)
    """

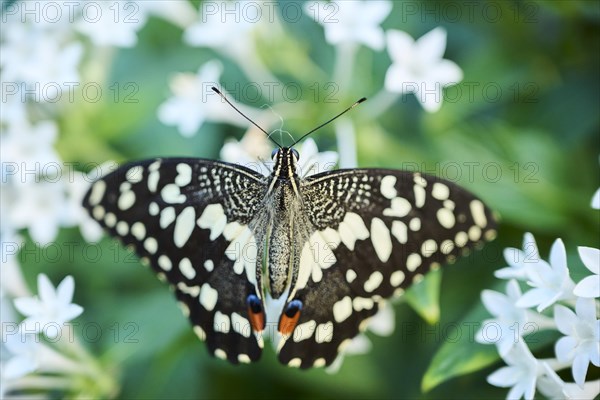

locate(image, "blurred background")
(1, 0), (598, 399)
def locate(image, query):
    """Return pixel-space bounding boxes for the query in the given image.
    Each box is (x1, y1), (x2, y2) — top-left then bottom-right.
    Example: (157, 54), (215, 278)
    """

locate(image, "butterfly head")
(271, 147), (300, 179)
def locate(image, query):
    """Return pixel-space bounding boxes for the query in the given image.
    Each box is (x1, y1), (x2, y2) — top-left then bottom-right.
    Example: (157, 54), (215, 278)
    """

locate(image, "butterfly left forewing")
(277, 169), (497, 368)
(83, 158), (268, 363)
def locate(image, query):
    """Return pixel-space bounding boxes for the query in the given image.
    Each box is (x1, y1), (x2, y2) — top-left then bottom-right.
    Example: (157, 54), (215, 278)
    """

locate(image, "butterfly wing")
(83, 158), (268, 364)
(277, 169), (497, 368)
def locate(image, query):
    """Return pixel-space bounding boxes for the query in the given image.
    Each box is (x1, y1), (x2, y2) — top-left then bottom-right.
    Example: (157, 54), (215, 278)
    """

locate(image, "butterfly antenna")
(212, 86), (282, 148)
(291, 97), (366, 147)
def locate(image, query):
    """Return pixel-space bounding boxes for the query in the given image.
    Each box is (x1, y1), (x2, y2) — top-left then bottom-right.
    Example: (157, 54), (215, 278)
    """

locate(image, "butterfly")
(83, 88), (497, 369)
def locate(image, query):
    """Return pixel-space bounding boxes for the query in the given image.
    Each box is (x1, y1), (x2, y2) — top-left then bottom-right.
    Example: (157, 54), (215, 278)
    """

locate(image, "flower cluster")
(159, 0), (463, 142)
(0, 274), (114, 398)
(477, 232), (600, 399)
(1, 2), (193, 397)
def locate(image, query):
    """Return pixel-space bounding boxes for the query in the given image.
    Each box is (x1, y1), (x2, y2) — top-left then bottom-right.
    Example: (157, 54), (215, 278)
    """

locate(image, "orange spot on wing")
(278, 312), (301, 337)
(247, 306), (265, 332)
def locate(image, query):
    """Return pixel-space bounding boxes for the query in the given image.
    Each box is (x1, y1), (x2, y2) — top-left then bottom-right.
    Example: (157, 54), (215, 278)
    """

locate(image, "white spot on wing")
(199, 283), (218, 311)
(333, 296), (353, 323)
(292, 320), (317, 342)
(179, 257), (196, 279)
(390, 270), (405, 286)
(436, 208), (456, 229)
(413, 184), (426, 208)
(352, 297), (374, 311)
(197, 203), (227, 240)
(204, 259), (214, 272)
(432, 182), (450, 200)
(346, 269), (357, 283)
(371, 218), (392, 263)
(406, 253), (421, 272)
(470, 200), (487, 227)
(160, 207), (176, 229)
(174, 206), (196, 248)
(118, 190), (136, 210)
(380, 175), (397, 199)
(144, 237), (158, 254)
(315, 322), (333, 343)
(161, 184), (186, 204)
(158, 255), (172, 271)
(193, 325), (206, 341)
(131, 222), (146, 240)
(126, 166), (144, 183)
(421, 239), (438, 257)
(391, 221), (408, 244)
(383, 197), (412, 217)
(363, 271), (384, 292)
(231, 312), (251, 338)
(175, 163), (192, 187)
(88, 180), (106, 206)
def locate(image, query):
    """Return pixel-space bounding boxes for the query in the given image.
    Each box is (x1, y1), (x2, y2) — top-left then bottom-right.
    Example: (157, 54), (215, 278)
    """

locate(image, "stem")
(335, 118), (357, 169)
(332, 43), (357, 95)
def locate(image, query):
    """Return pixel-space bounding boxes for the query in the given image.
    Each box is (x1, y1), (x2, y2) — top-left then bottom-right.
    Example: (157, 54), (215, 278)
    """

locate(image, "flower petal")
(487, 366), (519, 387)
(573, 276), (600, 298)
(555, 336), (577, 362)
(553, 304), (576, 335)
(578, 247), (599, 274)
(13, 297), (42, 316)
(415, 27), (447, 64)
(56, 276), (75, 305)
(572, 353), (590, 388)
(3, 355), (38, 379)
(37, 274), (55, 304)
(591, 188), (600, 209)
(549, 239), (568, 277)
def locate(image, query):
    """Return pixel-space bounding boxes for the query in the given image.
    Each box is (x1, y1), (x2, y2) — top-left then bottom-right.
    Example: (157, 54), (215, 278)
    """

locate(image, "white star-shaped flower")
(385, 27), (463, 112)
(554, 298), (600, 388)
(2, 333), (43, 380)
(75, 1), (148, 48)
(573, 247), (599, 298)
(487, 341), (546, 400)
(62, 172), (104, 243)
(14, 274), (83, 339)
(157, 61), (255, 137)
(496, 233), (541, 281)
(220, 126), (338, 178)
(306, 0), (392, 50)
(516, 238), (576, 312)
(476, 280), (527, 356)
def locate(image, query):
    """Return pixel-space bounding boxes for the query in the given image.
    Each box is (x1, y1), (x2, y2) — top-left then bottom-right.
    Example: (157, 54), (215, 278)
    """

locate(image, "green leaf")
(405, 269), (442, 325)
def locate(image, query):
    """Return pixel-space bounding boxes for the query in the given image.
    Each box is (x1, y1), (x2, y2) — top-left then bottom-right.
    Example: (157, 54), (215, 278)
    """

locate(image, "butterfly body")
(84, 146), (497, 369)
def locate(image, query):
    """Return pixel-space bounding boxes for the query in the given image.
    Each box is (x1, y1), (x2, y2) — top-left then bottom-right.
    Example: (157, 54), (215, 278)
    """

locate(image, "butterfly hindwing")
(83, 158), (268, 363)
(277, 169), (496, 368)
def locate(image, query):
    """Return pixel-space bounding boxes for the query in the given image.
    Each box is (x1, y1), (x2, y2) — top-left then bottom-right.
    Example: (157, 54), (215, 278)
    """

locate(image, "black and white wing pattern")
(83, 158), (268, 364)
(276, 169), (496, 368)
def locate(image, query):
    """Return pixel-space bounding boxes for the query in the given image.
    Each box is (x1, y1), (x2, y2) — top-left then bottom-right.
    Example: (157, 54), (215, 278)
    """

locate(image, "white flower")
(2, 333), (43, 380)
(591, 188), (600, 209)
(306, 0), (392, 50)
(183, 7), (256, 57)
(14, 274), (83, 339)
(477, 280), (527, 356)
(516, 239), (576, 312)
(157, 61), (255, 137)
(1, 119), (62, 183)
(385, 27), (463, 112)
(574, 247), (600, 298)
(496, 233), (540, 281)
(1, 23), (82, 94)
(295, 138), (338, 178)
(220, 125), (339, 178)
(75, 1), (148, 48)
(554, 298), (600, 388)
(8, 180), (68, 245)
(487, 341), (545, 400)
(220, 128), (273, 176)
